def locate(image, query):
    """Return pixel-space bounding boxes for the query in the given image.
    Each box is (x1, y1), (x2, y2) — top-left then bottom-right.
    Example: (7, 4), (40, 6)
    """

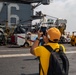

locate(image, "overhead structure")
(0, 0), (50, 5)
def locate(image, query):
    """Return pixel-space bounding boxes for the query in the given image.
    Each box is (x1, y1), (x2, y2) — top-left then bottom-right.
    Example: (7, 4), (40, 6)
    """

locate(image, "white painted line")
(0, 53), (33, 58)
(66, 51), (76, 54)
(0, 50), (27, 52)
(0, 51), (76, 58)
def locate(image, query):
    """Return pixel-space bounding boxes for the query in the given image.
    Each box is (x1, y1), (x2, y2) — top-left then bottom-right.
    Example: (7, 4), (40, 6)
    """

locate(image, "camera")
(40, 26), (47, 35)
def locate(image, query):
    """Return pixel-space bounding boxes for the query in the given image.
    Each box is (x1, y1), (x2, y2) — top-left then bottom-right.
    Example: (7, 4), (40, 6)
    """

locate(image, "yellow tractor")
(57, 23), (67, 43)
(71, 31), (76, 46)
(57, 23), (66, 35)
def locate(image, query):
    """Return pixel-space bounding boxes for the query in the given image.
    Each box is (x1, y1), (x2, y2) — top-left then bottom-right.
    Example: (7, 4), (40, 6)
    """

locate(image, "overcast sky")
(34, 0), (76, 34)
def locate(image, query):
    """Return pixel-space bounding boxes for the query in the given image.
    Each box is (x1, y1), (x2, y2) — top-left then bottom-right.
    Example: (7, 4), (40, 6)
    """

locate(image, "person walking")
(30, 27), (66, 75)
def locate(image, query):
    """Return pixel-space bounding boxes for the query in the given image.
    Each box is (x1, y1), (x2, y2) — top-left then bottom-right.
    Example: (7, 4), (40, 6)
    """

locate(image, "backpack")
(40, 45), (69, 75)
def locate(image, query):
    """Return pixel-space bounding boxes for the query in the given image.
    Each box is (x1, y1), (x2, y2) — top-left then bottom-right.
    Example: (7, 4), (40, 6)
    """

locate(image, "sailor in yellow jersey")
(30, 27), (65, 75)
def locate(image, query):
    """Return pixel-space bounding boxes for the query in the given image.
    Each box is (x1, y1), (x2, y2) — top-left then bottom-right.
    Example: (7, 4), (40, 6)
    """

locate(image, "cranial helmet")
(47, 27), (61, 42)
